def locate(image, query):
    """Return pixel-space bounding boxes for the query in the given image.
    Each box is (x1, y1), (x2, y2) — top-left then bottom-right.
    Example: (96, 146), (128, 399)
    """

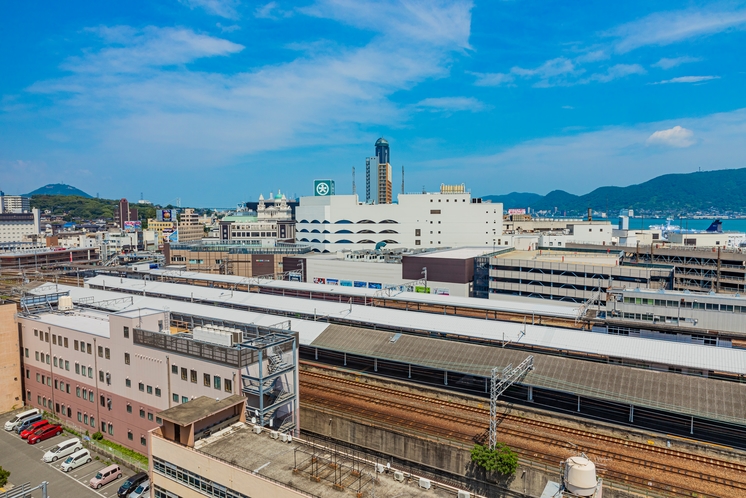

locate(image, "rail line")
(300, 367), (746, 474)
(299, 368), (746, 496)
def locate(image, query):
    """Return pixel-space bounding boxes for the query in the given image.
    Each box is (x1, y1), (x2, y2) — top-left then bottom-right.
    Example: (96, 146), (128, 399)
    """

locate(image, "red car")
(28, 424), (62, 444)
(20, 420), (49, 439)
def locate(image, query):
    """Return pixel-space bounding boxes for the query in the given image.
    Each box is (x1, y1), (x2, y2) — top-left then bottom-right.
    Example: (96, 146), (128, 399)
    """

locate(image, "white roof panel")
(81, 275), (746, 375)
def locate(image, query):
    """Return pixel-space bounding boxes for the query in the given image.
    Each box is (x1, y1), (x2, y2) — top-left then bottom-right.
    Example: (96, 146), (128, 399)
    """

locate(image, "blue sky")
(1, 0), (745, 207)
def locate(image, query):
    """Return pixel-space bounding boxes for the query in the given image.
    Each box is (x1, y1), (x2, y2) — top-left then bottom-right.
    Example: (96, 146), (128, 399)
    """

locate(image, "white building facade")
(0, 209), (41, 244)
(296, 191), (503, 252)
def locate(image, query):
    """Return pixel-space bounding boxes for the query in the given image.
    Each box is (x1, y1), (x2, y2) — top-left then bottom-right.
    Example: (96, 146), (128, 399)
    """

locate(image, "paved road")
(0, 425), (135, 498)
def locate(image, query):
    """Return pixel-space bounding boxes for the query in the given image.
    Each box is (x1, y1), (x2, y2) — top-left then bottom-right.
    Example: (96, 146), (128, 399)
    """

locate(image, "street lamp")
(422, 267), (427, 293)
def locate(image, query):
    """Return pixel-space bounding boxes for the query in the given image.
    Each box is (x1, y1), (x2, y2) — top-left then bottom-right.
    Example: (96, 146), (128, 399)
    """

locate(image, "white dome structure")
(564, 456), (598, 496)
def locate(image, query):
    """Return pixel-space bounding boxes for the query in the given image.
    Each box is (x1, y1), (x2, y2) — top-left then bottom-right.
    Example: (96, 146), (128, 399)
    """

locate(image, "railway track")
(300, 368), (746, 497)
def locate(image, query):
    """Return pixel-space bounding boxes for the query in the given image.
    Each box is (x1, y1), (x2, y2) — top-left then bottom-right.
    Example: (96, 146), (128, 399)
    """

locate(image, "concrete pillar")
(343, 352), (347, 367)
(527, 386), (533, 402)
(629, 405), (634, 423)
(408, 364), (411, 379)
(374, 358), (378, 372)
(315, 348), (318, 360)
(444, 371), (448, 386)
(691, 416), (694, 435)
(577, 396), (581, 412)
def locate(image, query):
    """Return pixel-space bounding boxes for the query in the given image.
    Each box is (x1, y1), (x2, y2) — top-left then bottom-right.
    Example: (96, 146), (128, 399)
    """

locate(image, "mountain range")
(483, 168), (746, 214)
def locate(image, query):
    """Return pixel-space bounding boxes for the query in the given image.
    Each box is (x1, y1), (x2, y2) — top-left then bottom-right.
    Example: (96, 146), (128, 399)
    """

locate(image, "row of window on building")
(622, 296), (746, 312)
(172, 364), (233, 393)
(154, 457), (249, 498)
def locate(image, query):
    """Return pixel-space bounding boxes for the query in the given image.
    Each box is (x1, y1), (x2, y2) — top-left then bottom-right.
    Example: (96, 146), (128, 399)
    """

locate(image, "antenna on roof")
(401, 165), (404, 194)
(352, 166), (356, 196)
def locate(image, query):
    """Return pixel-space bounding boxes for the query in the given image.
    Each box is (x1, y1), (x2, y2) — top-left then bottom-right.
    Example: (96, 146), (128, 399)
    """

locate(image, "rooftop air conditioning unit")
(253, 425), (262, 434)
(270, 430), (279, 439)
(376, 464), (385, 473)
(394, 472), (404, 482)
(458, 491), (471, 498)
(418, 478), (431, 490)
(286, 434), (292, 443)
(279, 433), (288, 442)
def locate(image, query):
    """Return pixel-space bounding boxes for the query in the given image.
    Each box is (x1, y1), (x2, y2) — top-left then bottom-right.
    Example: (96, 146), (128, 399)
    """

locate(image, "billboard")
(313, 179), (335, 196)
(123, 221), (141, 232)
(507, 208), (527, 215)
(157, 209), (176, 222)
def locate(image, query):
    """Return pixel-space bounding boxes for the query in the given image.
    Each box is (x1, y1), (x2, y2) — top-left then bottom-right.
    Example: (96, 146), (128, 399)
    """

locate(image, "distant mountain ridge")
(25, 183), (92, 198)
(483, 168), (746, 214)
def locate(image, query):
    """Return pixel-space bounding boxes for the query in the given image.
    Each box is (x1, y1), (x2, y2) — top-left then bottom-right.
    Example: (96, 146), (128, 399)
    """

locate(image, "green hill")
(483, 168), (746, 214)
(30, 195), (117, 220)
(25, 183), (92, 198)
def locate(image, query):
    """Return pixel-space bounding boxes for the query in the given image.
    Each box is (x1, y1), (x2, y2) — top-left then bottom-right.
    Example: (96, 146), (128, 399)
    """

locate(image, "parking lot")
(0, 422), (137, 498)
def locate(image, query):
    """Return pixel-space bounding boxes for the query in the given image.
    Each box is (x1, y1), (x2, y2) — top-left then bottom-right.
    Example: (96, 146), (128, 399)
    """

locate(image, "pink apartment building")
(18, 304), (298, 453)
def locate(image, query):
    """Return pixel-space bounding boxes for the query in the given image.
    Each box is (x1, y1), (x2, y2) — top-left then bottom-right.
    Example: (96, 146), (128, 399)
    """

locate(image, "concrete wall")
(0, 303), (23, 413)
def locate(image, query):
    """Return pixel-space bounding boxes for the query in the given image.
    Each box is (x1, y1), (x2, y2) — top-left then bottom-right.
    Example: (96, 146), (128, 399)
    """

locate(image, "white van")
(43, 438), (83, 463)
(4, 408), (40, 431)
(60, 449), (91, 472)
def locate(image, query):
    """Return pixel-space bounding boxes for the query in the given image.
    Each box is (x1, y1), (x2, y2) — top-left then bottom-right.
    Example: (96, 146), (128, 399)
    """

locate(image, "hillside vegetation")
(484, 168), (746, 214)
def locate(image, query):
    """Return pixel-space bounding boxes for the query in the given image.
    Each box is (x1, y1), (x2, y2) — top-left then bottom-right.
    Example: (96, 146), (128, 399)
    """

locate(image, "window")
(36, 373), (40, 382)
(98, 346), (103, 357)
(24, 348), (29, 358)
(173, 393), (179, 402)
(155, 387), (161, 397)
(88, 367), (92, 378)
(75, 363), (80, 374)
(52, 334), (57, 345)
(86, 343), (91, 354)
(105, 348), (110, 359)
(148, 412), (153, 421)
(108, 423), (113, 436)
(171, 364), (178, 374)
(181, 367), (187, 381)
(124, 353), (130, 365)
(55, 380), (58, 389)
(65, 360), (70, 371)
(78, 412), (82, 422)
(35, 351), (39, 361)
(47, 377), (51, 386)
(67, 407), (71, 417)
(139, 408), (145, 418)
(190, 370), (197, 383)
(415, 229), (421, 236)
(54, 357), (58, 367)
(139, 382), (144, 392)
(76, 387), (81, 397)
(147, 385), (153, 394)
(126, 378), (131, 388)
(140, 436), (146, 446)
(127, 404), (132, 413)
(182, 396), (188, 404)
(225, 379), (232, 393)
(156, 417), (162, 424)
(100, 395), (105, 407)
(64, 337), (68, 348)
(84, 414), (89, 424)
(74, 340), (79, 351)
(101, 421), (106, 432)
(430, 209), (441, 214)
(98, 370), (104, 382)
(45, 354), (50, 364)
(25, 369), (29, 379)
(203, 373), (210, 387)
(45, 332), (49, 342)
(90, 416), (95, 428)
(214, 376), (221, 390)
(34, 329), (38, 337)
(128, 431), (133, 441)
(124, 326), (129, 339)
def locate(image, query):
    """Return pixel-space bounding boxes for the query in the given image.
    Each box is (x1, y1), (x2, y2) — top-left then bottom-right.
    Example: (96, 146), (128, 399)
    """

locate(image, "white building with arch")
(295, 188), (503, 252)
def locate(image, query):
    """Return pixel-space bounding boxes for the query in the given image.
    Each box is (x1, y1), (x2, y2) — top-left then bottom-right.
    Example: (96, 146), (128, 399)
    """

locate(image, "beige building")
(147, 219), (176, 246)
(150, 396), (442, 498)
(0, 303), (23, 413)
(165, 242), (310, 277)
(177, 208), (204, 243)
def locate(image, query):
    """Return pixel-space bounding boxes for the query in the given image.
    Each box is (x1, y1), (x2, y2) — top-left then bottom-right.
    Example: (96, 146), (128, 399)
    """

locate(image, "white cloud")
(255, 2), (290, 19)
(583, 63), (646, 83)
(180, 0), (240, 19)
(646, 126), (695, 148)
(13, 1), (472, 177)
(473, 57), (580, 87)
(608, 8), (746, 53)
(653, 75), (720, 84)
(574, 50), (608, 63)
(50, 27), (243, 74)
(410, 109), (746, 195)
(652, 56), (702, 69)
(414, 96), (485, 112)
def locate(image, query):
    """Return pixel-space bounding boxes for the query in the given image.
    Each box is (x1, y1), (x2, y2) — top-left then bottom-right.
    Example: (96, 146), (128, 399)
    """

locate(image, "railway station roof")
(311, 325), (746, 426)
(78, 276), (746, 376)
(140, 268), (581, 319)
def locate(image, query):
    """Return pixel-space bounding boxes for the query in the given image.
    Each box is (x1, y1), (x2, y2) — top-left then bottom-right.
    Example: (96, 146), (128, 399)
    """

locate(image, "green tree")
(470, 443), (518, 476)
(0, 465), (10, 488)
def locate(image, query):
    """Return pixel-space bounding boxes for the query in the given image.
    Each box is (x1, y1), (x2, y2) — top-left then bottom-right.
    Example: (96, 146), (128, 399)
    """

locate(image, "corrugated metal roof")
(312, 325), (746, 425)
(83, 276), (746, 375)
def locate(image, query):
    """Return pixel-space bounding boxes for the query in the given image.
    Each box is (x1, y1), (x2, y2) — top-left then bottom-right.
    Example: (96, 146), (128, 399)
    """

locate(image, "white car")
(128, 480), (149, 498)
(43, 438), (83, 463)
(4, 409), (40, 431)
(60, 449), (91, 472)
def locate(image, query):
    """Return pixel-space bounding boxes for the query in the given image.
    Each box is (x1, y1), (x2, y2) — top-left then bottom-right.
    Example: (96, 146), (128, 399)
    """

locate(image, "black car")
(117, 472), (148, 498)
